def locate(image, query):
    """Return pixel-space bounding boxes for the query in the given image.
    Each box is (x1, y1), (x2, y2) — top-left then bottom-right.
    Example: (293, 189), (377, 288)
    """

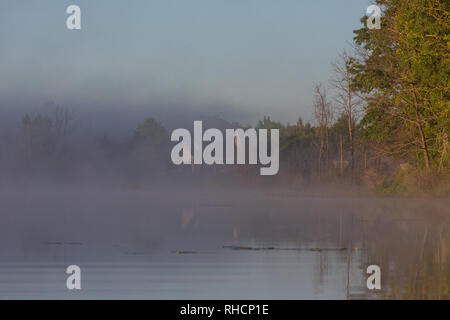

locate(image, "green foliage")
(133, 117), (168, 149)
(353, 0), (450, 170)
(374, 163), (450, 196)
(256, 116), (284, 130)
(280, 117), (316, 167)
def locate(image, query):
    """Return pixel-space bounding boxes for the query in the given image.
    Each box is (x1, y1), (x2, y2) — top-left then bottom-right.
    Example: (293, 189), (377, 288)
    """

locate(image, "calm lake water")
(0, 186), (448, 299)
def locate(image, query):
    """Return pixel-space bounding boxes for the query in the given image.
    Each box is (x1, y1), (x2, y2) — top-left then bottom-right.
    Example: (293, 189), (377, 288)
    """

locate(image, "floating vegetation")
(220, 245), (360, 252)
(45, 241), (63, 245)
(45, 241), (83, 246)
(173, 251), (198, 255)
(124, 251), (145, 255)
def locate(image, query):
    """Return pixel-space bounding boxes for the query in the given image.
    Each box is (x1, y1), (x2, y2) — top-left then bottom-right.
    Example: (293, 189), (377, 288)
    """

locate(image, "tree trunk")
(364, 149), (368, 170)
(347, 89), (354, 173)
(340, 135), (344, 176)
(412, 86), (430, 169)
(417, 121), (430, 169)
(325, 126), (329, 174)
(347, 94), (355, 172)
(318, 138), (323, 181)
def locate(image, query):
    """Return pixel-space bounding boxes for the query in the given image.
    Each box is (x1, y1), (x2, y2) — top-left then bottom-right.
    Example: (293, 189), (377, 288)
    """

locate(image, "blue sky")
(0, 0), (370, 125)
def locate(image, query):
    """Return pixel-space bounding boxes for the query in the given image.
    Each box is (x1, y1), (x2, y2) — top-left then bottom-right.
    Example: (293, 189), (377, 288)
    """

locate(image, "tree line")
(0, 1), (448, 193)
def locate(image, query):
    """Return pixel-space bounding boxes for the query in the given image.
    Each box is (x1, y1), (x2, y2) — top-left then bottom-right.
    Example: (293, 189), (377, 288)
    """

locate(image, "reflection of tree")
(360, 202), (450, 299)
(229, 197), (449, 299)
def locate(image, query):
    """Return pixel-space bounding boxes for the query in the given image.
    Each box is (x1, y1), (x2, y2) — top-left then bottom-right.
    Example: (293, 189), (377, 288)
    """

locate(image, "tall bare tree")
(312, 83), (333, 180)
(43, 101), (75, 155)
(330, 51), (362, 174)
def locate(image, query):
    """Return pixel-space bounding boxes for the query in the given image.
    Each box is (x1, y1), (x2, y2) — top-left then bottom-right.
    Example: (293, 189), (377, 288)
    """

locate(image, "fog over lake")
(1, 185), (448, 299)
(1, 0), (448, 301)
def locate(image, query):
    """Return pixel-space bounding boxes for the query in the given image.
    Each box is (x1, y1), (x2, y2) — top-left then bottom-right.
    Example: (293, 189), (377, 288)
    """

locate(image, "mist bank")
(0, 101), (448, 196)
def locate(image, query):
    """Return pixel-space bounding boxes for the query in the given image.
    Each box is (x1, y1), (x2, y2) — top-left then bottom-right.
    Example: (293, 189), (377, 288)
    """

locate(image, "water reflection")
(0, 188), (448, 299)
